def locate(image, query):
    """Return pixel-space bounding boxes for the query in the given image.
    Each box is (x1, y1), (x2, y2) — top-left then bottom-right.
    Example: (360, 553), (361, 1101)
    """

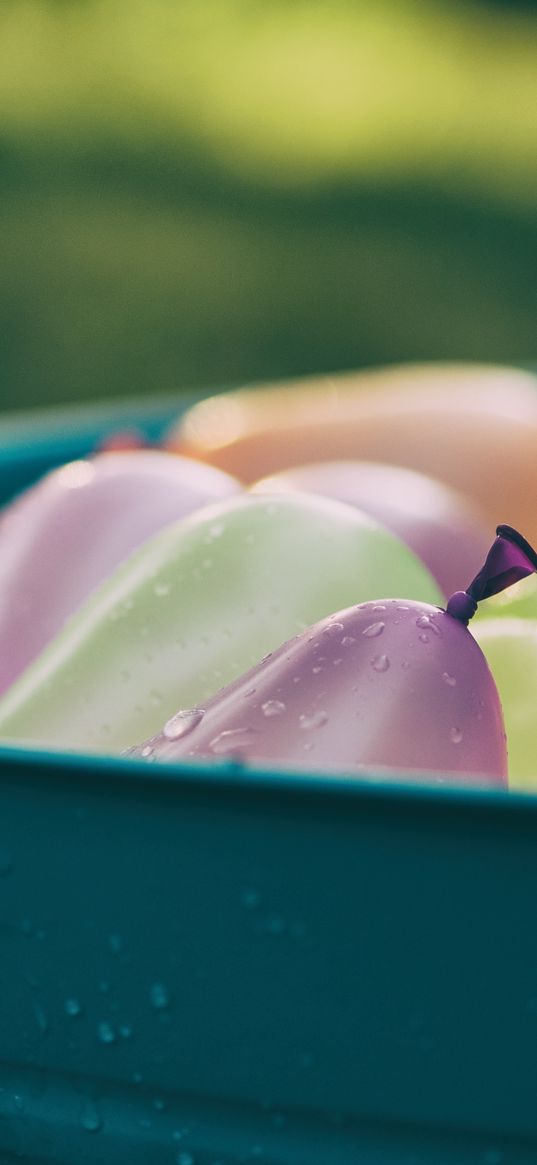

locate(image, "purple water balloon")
(127, 598), (506, 785)
(128, 526), (537, 788)
(0, 449), (241, 694)
(252, 461), (491, 598)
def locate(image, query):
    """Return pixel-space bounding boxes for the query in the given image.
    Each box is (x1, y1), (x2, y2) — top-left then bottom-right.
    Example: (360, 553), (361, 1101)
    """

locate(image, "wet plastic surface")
(1, 396), (537, 1163)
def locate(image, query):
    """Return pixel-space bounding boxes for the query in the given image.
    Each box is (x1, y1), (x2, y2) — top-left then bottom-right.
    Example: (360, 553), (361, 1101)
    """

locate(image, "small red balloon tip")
(447, 524), (537, 624)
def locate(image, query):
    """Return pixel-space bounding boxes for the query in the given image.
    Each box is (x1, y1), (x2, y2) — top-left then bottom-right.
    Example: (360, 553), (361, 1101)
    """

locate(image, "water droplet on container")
(209, 728), (255, 755)
(119, 1024), (132, 1039)
(153, 581), (171, 598)
(450, 727), (463, 744)
(442, 672), (457, 687)
(149, 689), (163, 707)
(150, 982), (170, 1010)
(164, 709), (205, 740)
(362, 622), (385, 639)
(299, 710), (328, 730)
(0, 845), (13, 876)
(153, 1097), (166, 1111)
(33, 1002), (48, 1035)
(371, 654), (390, 672)
(177, 1152), (195, 1165)
(108, 933), (124, 955)
(13, 1094), (25, 1113)
(79, 1099), (102, 1133)
(97, 1021), (116, 1045)
(261, 700), (285, 718)
(65, 998), (82, 1018)
(241, 889), (261, 909)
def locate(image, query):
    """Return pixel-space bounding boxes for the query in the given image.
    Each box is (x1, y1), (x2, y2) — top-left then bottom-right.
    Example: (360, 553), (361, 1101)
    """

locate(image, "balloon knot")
(446, 590), (478, 625)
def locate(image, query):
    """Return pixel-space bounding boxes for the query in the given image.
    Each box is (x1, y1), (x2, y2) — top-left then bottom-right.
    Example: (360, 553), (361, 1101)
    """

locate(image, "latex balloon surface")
(169, 362), (537, 541)
(128, 599), (507, 789)
(0, 450), (241, 695)
(0, 493), (441, 753)
(252, 461), (491, 599)
(474, 618), (537, 792)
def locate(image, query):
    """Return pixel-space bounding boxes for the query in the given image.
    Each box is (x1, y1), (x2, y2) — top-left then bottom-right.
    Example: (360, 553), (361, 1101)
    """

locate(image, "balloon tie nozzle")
(446, 591), (478, 625)
(447, 524), (537, 624)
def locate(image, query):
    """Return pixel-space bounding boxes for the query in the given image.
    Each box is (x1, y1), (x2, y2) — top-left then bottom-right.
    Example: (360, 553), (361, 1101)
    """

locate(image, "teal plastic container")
(1, 397), (537, 1164)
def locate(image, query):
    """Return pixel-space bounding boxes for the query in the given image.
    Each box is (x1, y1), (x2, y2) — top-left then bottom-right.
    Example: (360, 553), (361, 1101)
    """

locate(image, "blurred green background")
(1, 0), (537, 413)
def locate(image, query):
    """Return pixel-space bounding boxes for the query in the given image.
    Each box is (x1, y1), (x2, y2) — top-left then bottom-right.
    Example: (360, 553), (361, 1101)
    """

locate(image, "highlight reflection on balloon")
(252, 461), (491, 599)
(0, 493), (441, 753)
(169, 362), (537, 541)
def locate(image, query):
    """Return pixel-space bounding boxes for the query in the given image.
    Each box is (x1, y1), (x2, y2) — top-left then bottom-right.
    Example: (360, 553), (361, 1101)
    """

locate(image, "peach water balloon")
(0, 450), (241, 695)
(252, 461), (491, 599)
(129, 526), (537, 788)
(169, 363), (537, 541)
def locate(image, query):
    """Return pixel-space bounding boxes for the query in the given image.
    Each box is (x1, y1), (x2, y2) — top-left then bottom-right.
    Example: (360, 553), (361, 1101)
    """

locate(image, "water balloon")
(0, 493), (441, 753)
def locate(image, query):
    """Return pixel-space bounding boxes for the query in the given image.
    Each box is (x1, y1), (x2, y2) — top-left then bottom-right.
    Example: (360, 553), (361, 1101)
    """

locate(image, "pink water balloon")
(129, 526), (537, 787)
(252, 461), (491, 599)
(0, 449), (241, 694)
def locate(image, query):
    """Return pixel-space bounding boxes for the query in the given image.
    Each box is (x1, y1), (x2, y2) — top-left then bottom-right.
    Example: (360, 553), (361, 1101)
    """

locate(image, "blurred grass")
(1, 0), (537, 411)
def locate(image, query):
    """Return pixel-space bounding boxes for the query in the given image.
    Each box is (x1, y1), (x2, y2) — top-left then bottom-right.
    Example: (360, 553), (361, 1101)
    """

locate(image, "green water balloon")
(0, 492), (441, 754)
(473, 617), (537, 792)
(475, 573), (537, 622)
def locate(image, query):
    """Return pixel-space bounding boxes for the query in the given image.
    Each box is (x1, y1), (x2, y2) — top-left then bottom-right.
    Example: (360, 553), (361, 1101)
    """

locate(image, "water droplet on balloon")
(419, 633), (429, 644)
(150, 982), (170, 1010)
(401, 660), (410, 670)
(153, 581), (171, 598)
(209, 522), (225, 539)
(372, 604), (387, 612)
(363, 622), (385, 638)
(299, 711), (328, 730)
(442, 672), (457, 687)
(372, 654), (390, 672)
(450, 727), (463, 744)
(312, 665), (323, 675)
(416, 614), (442, 637)
(323, 621), (344, 637)
(396, 605), (410, 611)
(164, 709), (205, 740)
(141, 745), (154, 760)
(341, 636), (355, 647)
(79, 1099), (102, 1133)
(209, 728), (256, 755)
(262, 700), (285, 717)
